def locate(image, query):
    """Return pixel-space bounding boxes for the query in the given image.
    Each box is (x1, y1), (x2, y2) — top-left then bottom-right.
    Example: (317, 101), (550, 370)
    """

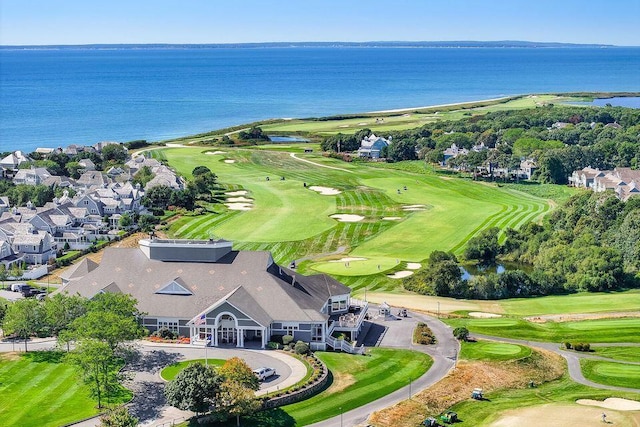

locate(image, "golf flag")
(195, 313), (206, 325)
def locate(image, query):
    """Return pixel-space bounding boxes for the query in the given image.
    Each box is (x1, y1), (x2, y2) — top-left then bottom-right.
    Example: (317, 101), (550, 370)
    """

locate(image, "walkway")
(472, 333), (640, 394)
(309, 309), (459, 427)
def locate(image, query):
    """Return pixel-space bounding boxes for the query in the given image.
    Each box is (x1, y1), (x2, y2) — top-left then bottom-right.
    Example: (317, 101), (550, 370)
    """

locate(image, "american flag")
(194, 313), (206, 325)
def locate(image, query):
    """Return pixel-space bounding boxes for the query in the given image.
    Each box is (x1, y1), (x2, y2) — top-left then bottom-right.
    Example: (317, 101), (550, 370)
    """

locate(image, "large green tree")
(68, 339), (121, 409)
(165, 362), (221, 415)
(2, 298), (44, 351)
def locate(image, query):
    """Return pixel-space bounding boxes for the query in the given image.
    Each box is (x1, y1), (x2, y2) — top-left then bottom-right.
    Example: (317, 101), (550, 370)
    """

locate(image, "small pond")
(268, 135), (310, 143)
(461, 262), (532, 281)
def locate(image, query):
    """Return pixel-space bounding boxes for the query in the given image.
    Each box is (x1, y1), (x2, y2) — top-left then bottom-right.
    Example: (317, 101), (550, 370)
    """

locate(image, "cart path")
(472, 333), (640, 394)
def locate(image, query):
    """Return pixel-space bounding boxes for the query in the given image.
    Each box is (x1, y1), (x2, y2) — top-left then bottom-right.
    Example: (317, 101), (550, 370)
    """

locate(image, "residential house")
(517, 159), (538, 180)
(357, 134), (391, 159)
(570, 167), (640, 202)
(0, 151), (32, 176)
(59, 238), (368, 351)
(443, 143), (469, 164)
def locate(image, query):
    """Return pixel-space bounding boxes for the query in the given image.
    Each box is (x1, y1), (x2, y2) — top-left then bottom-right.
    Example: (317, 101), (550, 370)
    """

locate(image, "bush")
(573, 343), (583, 351)
(414, 322), (436, 345)
(453, 327), (469, 341)
(294, 340), (310, 355)
(159, 328), (177, 340)
(282, 335), (294, 345)
(267, 341), (280, 350)
(565, 342), (572, 349)
(583, 343), (590, 352)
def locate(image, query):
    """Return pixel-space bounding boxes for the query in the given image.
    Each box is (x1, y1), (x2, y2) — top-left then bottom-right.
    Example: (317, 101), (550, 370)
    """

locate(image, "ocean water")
(1, 47), (639, 153)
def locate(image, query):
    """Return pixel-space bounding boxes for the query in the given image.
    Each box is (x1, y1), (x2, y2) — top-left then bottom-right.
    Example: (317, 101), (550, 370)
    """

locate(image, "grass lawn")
(499, 290), (640, 316)
(591, 346), (640, 363)
(444, 317), (640, 343)
(282, 348), (432, 426)
(581, 360), (640, 389)
(448, 375), (640, 426)
(160, 359), (226, 381)
(460, 340), (532, 362)
(0, 351), (131, 427)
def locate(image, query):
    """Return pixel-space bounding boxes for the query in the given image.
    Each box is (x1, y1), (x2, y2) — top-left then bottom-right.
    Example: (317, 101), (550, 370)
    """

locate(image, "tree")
(387, 139), (418, 162)
(118, 212), (133, 229)
(99, 406), (138, 427)
(137, 214), (159, 232)
(218, 357), (259, 391)
(217, 379), (261, 427)
(453, 327), (469, 341)
(0, 264), (7, 289)
(2, 298), (44, 351)
(68, 339), (120, 409)
(464, 227), (500, 263)
(101, 144), (128, 163)
(142, 185), (173, 211)
(132, 165), (154, 187)
(44, 293), (87, 337)
(65, 161), (83, 179)
(165, 362), (221, 415)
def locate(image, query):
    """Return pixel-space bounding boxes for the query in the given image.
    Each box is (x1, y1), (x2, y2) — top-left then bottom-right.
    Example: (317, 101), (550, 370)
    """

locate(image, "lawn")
(158, 147), (550, 287)
(580, 360), (640, 389)
(0, 351), (131, 427)
(444, 317), (640, 343)
(282, 348), (432, 426)
(459, 340), (532, 362)
(499, 290), (640, 316)
(448, 375), (640, 426)
(591, 346), (640, 363)
(160, 359), (226, 381)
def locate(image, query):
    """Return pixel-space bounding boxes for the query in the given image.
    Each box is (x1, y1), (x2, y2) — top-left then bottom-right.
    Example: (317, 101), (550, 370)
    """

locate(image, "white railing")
(326, 336), (365, 355)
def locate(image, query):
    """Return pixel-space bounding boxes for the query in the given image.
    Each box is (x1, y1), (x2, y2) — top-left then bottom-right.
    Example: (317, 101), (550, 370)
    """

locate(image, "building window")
(283, 325), (298, 335)
(331, 297), (348, 311)
(158, 320), (179, 333)
(312, 324), (323, 342)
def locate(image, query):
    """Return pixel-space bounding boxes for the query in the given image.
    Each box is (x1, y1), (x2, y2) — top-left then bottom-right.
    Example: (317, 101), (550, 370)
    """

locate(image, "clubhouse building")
(59, 238), (368, 351)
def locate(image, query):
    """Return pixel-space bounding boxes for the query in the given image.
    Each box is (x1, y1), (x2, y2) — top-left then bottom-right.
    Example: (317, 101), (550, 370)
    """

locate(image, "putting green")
(460, 341), (532, 361)
(311, 257), (400, 276)
(581, 360), (640, 389)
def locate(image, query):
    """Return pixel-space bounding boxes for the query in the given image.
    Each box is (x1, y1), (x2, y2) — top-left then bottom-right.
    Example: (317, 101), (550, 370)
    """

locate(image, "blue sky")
(1, 0), (639, 46)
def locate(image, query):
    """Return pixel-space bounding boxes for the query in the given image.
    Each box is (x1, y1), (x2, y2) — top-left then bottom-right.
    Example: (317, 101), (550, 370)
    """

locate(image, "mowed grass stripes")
(0, 352), (99, 427)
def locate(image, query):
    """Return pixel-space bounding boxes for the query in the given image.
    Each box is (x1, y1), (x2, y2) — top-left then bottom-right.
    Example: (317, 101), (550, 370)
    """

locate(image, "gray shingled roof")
(59, 247), (350, 324)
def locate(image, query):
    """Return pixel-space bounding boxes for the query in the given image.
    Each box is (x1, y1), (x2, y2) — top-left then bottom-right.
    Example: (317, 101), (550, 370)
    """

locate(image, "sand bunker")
(406, 263), (421, 270)
(226, 197), (253, 203)
(331, 214), (364, 222)
(469, 312), (503, 318)
(402, 204), (427, 211)
(382, 216), (402, 221)
(387, 271), (414, 279)
(225, 203), (252, 211)
(309, 186), (341, 196)
(357, 122), (368, 125)
(225, 190), (248, 196)
(329, 257), (367, 263)
(165, 143), (186, 147)
(223, 159), (236, 164)
(205, 151), (226, 155)
(491, 404), (639, 427)
(577, 398), (640, 411)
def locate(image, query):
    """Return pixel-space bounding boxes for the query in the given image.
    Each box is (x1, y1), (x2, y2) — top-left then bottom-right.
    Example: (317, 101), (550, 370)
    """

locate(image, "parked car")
(10, 283), (28, 292)
(253, 367), (276, 381)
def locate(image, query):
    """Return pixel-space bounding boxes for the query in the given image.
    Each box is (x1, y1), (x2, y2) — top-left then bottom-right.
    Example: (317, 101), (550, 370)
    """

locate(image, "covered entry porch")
(189, 311), (268, 349)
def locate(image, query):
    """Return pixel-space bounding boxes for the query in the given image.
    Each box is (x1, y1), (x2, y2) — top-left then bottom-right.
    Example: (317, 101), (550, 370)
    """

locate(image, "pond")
(460, 262), (532, 281)
(567, 96), (640, 108)
(268, 135), (310, 143)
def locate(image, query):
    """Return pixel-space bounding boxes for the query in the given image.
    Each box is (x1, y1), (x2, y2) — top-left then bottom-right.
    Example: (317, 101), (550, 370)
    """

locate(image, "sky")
(1, 0), (639, 46)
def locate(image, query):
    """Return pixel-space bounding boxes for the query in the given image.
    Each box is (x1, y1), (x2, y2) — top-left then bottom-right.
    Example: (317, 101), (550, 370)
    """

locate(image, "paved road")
(472, 333), (640, 394)
(309, 310), (459, 427)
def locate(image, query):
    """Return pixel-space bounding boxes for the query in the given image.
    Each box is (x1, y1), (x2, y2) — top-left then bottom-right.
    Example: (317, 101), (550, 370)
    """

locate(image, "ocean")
(1, 47), (639, 153)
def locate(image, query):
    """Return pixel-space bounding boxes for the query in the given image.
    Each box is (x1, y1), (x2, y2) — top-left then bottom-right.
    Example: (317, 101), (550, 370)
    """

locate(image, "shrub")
(453, 327), (469, 341)
(573, 343), (583, 351)
(159, 328), (176, 340)
(267, 341), (280, 350)
(565, 342), (572, 349)
(583, 343), (590, 351)
(294, 340), (310, 355)
(282, 335), (294, 345)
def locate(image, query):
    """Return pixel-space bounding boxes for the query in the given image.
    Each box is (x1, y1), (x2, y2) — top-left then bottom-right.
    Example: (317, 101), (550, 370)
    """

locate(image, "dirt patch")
(577, 398), (640, 411)
(369, 349), (564, 427)
(326, 372), (356, 394)
(0, 352), (21, 361)
(469, 312), (503, 318)
(491, 404), (640, 427)
(525, 311), (640, 323)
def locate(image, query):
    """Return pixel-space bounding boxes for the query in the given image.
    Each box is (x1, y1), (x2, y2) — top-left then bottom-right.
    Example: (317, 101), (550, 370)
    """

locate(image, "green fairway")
(0, 351), (131, 427)
(160, 359), (226, 381)
(581, 360), (640, 389)
(283, 348), (432, 426)
(499, 290), (640, 316)
(448, 375), (640, 426)
(460, 340), (532, 362)
(444, 317), (640, 343)
(591, 346), (640, 363)
(158, 147), (550, 288)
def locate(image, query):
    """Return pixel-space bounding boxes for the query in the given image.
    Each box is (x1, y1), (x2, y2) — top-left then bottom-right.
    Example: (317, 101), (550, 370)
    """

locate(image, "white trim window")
(282, 324), (299, 336)
(158, 319), (179, 333)
(331, 296), (348, 311)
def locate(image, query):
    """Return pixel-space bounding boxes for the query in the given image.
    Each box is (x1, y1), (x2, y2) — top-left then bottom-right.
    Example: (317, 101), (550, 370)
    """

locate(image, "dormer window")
(155, 278), (193, 296)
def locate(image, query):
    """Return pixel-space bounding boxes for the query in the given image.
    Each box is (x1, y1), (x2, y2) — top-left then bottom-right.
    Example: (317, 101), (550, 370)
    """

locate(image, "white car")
(253, 367), (276, 381)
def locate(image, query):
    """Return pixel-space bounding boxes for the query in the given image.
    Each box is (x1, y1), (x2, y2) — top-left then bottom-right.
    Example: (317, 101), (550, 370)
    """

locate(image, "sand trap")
(339, 125), (349, 128)
(387, 271), (414, 279)
(331, 214), (364, 222)
(406, 263), (421, 270)
(329, 257), (367, 263)
(223, 159), (236, 164)
(469, 312), (503, 318)
(491, 404), (639, 427)
(225, 203), (252, 211)
(382, 216), (402, 221)
(402, 204), (427, 211)
(165, 143), (186, 147)
(225, 190), (247, 196)
(357, 122), (368, 125)
(577, 398), (640, 411)
(309, 186), (341, 196)
(206, 151), (226, 155)
(226, 197), (253, 203)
